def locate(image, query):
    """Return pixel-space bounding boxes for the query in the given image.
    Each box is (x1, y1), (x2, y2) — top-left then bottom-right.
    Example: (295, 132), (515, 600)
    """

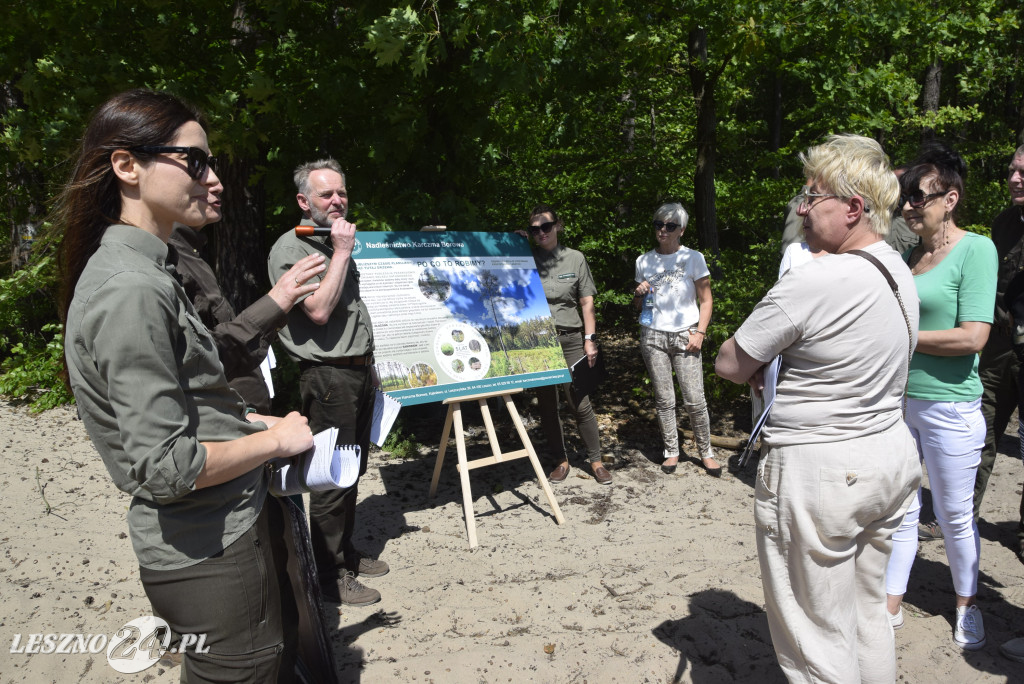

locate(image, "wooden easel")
(428, 388), (565, 548)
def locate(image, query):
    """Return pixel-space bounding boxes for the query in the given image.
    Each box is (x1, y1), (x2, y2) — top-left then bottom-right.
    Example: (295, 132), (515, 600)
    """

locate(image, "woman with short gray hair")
(633, 202), (720, 476)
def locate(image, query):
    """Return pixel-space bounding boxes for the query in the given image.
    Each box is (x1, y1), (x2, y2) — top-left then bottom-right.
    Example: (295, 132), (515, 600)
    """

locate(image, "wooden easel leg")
(450, 403), (479, 548)
(429, 404), (455, 498)
(477, 398), (504, 462)
(503, 393), (565, 525)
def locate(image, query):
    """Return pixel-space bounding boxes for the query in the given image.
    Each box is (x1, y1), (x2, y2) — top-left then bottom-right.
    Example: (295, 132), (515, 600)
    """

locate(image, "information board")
(352, 231), (571, 406)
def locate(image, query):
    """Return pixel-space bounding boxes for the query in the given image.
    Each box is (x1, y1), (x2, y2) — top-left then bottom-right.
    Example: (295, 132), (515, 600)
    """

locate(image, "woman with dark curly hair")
(884, 142), (997, 650)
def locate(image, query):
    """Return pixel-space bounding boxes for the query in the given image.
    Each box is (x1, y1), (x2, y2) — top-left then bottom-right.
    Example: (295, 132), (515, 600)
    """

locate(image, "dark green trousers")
(299, 364), (374, 580)
(536, 331), (602, 464)
(974, 334), (1024, 548)
(140, 496), (298, 683)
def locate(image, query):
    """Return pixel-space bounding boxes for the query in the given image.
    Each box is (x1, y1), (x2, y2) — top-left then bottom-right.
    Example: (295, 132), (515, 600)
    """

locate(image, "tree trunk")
(1017, 87), (1024, 146)
(2, 81), (42, 272)
(615, 83), (636, 226)
(768, 64), (783, 180)
(688, 26), (720, 261)
(211, 156), (266, 311)
(921, 59), (941, 141)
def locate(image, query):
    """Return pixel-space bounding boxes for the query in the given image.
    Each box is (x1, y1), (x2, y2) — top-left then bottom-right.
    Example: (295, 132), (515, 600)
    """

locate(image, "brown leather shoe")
(548, 462), (571, 483)
(591, 463), (612, 485)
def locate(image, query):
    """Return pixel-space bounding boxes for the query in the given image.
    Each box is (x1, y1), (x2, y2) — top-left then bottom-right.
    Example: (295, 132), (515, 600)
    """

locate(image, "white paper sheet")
(269, 427), (360, 496)
(260, 346), (277, 398)
(370, 389), (402, 447)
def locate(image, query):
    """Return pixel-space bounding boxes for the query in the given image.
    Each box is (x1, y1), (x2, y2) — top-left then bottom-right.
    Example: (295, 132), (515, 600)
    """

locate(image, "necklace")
(909, 216), (956, 275)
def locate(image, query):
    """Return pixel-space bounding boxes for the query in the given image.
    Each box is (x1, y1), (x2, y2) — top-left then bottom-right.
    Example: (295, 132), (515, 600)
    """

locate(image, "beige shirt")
(267, 219), (374, 362)
(735, 241), (919, 447)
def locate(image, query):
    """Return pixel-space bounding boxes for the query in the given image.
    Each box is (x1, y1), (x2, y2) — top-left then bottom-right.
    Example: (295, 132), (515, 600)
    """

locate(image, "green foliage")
(0, 253), (68, 410)
(380, 422), (424, 460)
(0, 323), (74, 411)
(702, 242), (783, 403)
(2, 0), (1023, 416)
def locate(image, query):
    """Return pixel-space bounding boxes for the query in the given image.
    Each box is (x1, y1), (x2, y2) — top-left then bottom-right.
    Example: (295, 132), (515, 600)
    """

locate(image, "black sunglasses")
(131, 146), (218, 180)
(900, 188), (949, 210)
(529, 221), (556, 234)
(652, 220), (681, 231)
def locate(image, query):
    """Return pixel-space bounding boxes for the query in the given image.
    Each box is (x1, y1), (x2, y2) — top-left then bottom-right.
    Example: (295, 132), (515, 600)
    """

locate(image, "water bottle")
(639, 290), (655, 327)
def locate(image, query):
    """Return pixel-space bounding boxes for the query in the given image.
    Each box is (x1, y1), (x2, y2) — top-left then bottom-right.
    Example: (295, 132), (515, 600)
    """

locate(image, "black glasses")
(131, 146), (218, 180)
(529, 221), (556, 234)
(900, 189), (949, 209)
(652, 220), (681, 231)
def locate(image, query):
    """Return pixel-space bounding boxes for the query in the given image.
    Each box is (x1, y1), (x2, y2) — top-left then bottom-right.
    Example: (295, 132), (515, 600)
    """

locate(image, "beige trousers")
(755, 421), (920, 683)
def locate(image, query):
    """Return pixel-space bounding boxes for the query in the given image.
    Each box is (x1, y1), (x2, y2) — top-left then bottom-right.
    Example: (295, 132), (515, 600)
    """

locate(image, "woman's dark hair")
(56, 89), (205, 326)
(528, 203), (560, 224)
(900, 140), (967, 215)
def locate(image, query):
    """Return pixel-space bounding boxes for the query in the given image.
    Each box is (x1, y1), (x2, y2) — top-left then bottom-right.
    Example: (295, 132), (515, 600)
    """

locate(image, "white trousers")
(886, 398), (984, 598)
(755, 422), (920, 683)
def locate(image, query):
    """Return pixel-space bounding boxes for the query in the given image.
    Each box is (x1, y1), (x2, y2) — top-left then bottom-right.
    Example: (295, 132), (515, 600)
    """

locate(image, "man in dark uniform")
(268, 159), (387, 607)
(168, 224), (324, 413)
(972, 144), (1024, 563)
(166, 223), (336, 680)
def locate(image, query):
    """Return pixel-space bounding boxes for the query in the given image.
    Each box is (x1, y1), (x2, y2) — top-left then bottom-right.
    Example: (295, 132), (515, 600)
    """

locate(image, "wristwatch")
(584, 333), (598, 343)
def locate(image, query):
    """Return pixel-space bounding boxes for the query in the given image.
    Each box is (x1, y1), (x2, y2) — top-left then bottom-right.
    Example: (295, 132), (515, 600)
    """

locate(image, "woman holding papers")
(884, 143), (997, 650)
(527, 204), (611, 485)
(59, 90), (313, 682)
(633, 202), (720, 476)
(716, 135), (920, 682)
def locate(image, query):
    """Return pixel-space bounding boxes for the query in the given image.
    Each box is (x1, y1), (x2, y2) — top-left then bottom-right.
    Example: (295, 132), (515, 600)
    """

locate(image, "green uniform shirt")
(533, 243), (597, 330)
(906, 232), (997, 401)
(65, 225), (267, 570)
(267, 219), (374, 362)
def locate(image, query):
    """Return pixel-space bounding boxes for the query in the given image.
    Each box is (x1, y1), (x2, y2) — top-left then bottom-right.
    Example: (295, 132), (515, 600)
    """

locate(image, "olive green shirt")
(64, 225), (267, 570)
(267, 219), (374, 362)
(533, 243), (597, 330)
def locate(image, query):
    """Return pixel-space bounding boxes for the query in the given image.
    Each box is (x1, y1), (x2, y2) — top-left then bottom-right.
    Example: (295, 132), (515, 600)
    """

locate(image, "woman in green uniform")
(527, 204), (611, 485)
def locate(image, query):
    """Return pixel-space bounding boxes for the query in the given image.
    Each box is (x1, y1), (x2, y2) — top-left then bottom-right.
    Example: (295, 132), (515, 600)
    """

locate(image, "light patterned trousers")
(639, 326), (712, 460)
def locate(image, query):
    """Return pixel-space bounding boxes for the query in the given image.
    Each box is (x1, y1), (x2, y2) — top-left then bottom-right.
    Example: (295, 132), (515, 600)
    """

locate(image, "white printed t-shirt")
(634, 246), (711, 332)
(734, 240), (919, 447)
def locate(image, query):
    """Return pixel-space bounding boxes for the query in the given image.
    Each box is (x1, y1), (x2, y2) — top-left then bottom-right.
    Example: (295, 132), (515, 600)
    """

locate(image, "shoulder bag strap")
(847, 249), (914, 414)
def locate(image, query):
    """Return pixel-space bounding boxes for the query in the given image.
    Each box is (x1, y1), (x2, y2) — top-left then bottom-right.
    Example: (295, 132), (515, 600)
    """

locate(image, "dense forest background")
(2, 1), (1023, 410)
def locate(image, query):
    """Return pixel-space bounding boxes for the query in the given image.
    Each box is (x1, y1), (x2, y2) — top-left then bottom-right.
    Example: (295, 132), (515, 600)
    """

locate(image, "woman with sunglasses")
(633, 202), (720, 476)
(60, 90), (315, 681)
(526, 204), (611, 485)
(883, 142), (997, 650)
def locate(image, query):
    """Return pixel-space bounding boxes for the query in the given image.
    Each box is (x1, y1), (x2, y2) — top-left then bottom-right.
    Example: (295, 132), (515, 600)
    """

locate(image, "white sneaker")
(953, 605), (986, 650)
(888, 606), (904, 630)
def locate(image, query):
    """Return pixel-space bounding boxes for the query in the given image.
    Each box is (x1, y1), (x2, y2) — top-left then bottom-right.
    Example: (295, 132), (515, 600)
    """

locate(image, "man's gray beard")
(310, 205), (345, 227)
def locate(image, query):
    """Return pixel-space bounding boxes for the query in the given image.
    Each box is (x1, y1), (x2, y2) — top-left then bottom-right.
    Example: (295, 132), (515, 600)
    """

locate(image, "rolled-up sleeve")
(80, 272), (206, 503)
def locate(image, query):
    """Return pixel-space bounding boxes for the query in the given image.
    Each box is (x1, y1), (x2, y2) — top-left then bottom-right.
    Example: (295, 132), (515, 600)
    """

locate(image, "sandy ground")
(3, 395), (1024, 684)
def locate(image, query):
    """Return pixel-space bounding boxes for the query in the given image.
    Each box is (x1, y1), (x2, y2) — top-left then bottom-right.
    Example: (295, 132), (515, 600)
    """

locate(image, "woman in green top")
(59, 90), (316, 681)
(526, 204), (611, 485)
(884, 143), (997, 650)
